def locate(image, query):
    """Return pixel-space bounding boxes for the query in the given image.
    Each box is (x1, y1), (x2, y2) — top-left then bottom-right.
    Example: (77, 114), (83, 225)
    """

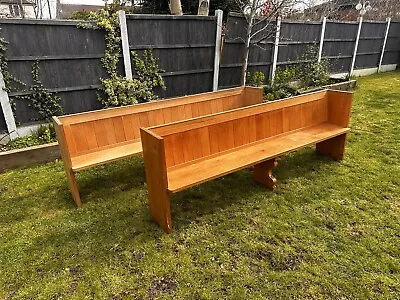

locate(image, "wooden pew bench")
(53, 87), (262, 206)
(140, 90), (352, 233)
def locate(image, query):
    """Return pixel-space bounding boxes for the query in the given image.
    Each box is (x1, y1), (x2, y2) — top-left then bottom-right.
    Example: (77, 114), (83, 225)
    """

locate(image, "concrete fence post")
(118, 10), (133, 80)
(270, 17), (281, 83)
(378, 17), (391, 72)
(318, 17), (327, 63)
(0, 72), (18, 140)
(213, 9), (223, 91)
(350, 16), (363, 76)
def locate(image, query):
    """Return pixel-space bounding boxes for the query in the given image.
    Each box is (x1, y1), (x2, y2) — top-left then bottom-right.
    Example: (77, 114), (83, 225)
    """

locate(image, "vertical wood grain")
(71, 123), (89, 153)
(233, 117), (250, 147)
(217, 121), (234, 152)
(122, 115), (135, 141)
(113, 117), (126, 143)
(83, 121), (98, 150)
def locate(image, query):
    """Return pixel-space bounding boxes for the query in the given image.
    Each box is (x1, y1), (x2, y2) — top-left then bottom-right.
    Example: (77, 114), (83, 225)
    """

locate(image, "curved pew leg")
(253, 158), (278, 190)
(65, 168), (82, 207)
(316, 133), (347, 161)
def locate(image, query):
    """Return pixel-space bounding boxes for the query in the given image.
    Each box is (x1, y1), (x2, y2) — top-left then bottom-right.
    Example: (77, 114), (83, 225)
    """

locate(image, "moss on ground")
(0, 71), (399, 299)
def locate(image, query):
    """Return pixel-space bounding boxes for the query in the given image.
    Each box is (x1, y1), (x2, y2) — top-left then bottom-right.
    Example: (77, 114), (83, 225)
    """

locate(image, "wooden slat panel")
(231, 95), (242, 109)
(209, 124), (220, 155)
(163, 108), (173, 123)
(217, 121), (234, 152)
(82, 121), (98, 150)
(198, 101), (213, 117)
(312, 98), (329, 125)
(130, 114), (142, 139)
(190, 129), (204, 160)
(151, 91), (328, 137)
(138, 112), (150, 128)
(300, 101), (315, 128)
(248, 115), (257, 143)
(168, 106), (182, 123)
(181, 130), (196, 162)
(216, 97), (224, 113)
(255, 113), (270, 140)
(210, 99), (219, 113)
(59, 87), (244, 125)
(233, 117), (250, 147)
(71, 123), (89, 153)
(269, 109), (284, 136)
(191, 102), (201, 118)
(93, 119), (109, 147)
(175, 105), (187, 122)
(183, 104), (193, 119)
(198, 127), (211, 157)
(103, 118), (117, 145)
(170, 133), (185, 166)
(122, 115), (135, 141)
(163, 135), (175, 168)
(113, 117), (126, 143)
(222, 96), (234, 111)
(287, 104), (303, 131)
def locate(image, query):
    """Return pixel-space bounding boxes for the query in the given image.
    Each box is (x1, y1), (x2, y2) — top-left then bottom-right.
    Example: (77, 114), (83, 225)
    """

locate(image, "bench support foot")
(65, 168), (82, 207)
(148, 190), (173, 234)
(316, 133), (347, 161)
(253, 158), (278, 190)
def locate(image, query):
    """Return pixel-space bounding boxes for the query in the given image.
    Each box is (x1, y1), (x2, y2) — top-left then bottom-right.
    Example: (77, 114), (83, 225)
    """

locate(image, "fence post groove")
(0, 72), (18, 140)
(213, 9), (223, 91)
(118, 10), (133, 80)
(270, 17), (281, 83)
(378, 17), (391, 72)
(350, 16), (363, 76)
(318, 17), (327, 63)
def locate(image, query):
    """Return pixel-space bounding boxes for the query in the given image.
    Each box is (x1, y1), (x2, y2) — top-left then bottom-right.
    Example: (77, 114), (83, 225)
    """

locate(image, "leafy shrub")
(1, 124), (57, 151)
(16, 61), (63, 121)
(80, 6), (166, 108)
(263, 67), (299, 101)
(69, 11), (91, 20)
(295, 46), (330, 88)
(246, 71), (265, 87)
(99, 50), (165, 108)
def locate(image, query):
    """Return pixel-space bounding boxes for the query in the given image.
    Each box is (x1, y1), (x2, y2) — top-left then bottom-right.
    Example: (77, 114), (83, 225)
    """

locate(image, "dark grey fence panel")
(0, 19), (106, 125)
(323, 21), (358, 73)
(126, 14), (216, 98)
(354, 21), (386, 69)
(382, 22), (400, 65)
(220, 14), (275, 88)
(278, 21), (321, 68)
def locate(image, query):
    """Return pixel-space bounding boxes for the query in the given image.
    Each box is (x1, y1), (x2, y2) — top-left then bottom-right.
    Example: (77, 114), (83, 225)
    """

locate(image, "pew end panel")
(140, 128), (172, 234)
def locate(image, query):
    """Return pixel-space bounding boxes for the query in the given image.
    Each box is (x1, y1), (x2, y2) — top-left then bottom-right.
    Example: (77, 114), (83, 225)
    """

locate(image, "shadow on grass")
(169, 147), (341, 232)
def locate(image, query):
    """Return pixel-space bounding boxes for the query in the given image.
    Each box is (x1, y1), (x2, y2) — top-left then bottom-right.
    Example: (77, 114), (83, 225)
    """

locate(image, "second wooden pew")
(140, 89), (352, 233)
(53, 87), (262, 206)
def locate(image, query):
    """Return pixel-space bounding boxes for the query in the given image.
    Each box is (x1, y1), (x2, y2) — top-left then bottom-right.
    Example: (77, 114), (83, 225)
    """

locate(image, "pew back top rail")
(140, 89), (352, 233)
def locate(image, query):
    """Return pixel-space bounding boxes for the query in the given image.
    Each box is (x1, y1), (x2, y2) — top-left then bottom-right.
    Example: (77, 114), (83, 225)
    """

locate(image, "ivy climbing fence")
(0, 12), (399, 136)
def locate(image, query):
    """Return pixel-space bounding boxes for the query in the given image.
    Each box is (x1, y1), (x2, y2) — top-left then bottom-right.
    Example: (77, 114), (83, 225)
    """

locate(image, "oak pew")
(140, 90), (352, 233)
(53, 87), (263, 207)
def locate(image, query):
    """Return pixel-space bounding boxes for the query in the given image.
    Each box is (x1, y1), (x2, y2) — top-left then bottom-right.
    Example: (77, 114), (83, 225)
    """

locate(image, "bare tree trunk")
(240, 36), (251, 86)
(240, 1), (257, 86)
(170, 0), (182, 15)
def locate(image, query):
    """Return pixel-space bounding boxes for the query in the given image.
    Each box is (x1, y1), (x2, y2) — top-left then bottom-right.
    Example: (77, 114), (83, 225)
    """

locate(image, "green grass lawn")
(1, 71), (399, 299)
